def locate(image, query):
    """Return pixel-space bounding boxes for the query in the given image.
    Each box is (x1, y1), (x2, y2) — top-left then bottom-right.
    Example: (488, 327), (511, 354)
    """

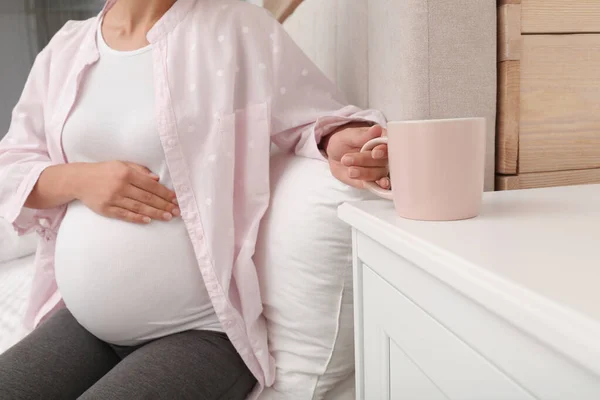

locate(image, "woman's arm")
(261, 9), (389, 188)
(0, 46), (58, 234)
(25, 161), (181, 224)
(24, 164), (80, 210)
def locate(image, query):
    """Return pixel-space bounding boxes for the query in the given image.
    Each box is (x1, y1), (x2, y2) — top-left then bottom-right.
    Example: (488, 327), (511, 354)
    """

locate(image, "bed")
(0, 254), (34, 354)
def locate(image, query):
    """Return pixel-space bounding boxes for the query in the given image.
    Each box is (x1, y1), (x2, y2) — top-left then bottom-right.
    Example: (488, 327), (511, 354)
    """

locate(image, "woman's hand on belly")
(71, 161), (180, 224)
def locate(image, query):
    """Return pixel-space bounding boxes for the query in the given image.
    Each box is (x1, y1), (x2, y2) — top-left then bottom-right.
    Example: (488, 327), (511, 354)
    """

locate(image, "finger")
(348, 166), (389, 182)
(341, 151), (388, 168)
(129, 173), (177, 204)
(117, 198), (174, 222)
(377, 176), (391, 189)
(350, 124), (384, 148)
(107, 206), (151, 225)
(124, 162), (160, 181)
(125, 185), (180, 216)
(372, 144), (388, 160)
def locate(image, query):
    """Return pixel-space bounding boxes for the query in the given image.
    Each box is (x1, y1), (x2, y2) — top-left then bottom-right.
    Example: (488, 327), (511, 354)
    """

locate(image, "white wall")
(0, 9), (37, 138)
(0, 1), (104, 139)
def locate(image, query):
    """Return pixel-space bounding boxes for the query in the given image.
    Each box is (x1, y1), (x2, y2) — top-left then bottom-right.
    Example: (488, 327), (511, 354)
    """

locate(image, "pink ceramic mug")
(362, 118), (486, 221)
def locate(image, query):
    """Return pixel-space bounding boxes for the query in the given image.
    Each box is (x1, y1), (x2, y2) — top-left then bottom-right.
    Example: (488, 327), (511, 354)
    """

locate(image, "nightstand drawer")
(361, 265), (533, 400)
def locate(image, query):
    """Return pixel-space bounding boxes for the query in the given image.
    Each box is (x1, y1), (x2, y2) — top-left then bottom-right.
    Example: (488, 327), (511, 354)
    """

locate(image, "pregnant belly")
(54, 201), (219, 345)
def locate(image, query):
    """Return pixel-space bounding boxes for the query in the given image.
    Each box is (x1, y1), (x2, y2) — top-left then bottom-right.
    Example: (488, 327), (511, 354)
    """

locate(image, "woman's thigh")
(0, 308), (120, 400)
(81, 330), (257, 400)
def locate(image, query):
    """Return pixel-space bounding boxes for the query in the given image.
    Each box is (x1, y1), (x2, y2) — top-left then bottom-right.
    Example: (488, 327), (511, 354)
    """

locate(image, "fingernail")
(150, 173), (160, 179)
(172, 198), (179, 205)
(373, 150), (384, 159)
(341, 156), (353, 166)
(172, 208), (181, 217)
(163, 213), (173, 221)
(382, 177), (390, 188)
(143, 217), (151, 224)
(349, 168), (360, 178)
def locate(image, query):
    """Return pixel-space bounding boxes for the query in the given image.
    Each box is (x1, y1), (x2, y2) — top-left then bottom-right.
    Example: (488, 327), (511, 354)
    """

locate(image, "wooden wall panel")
(496, 175), (521, 191)
(522, 0), (600, 34)
(498, 169), (600, 190)
(498, 4), (521, 62)
(496, 61), (520, 174)
(519, 35), (600, 173)
(264, 0), (303, 23)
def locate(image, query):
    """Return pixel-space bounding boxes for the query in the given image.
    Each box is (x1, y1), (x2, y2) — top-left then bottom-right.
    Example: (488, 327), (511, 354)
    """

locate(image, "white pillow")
(0, 218), (38, 264)
(255, 151), (375, 399)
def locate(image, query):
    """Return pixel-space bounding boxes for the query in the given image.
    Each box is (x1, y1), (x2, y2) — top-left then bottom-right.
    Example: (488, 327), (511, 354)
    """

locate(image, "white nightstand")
(338, 184), (600, 400)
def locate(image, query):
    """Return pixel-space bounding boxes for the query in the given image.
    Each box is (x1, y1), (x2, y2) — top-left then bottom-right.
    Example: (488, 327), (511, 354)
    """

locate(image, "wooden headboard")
(263, 0), (302, 23)
(496, 0), (600, 190)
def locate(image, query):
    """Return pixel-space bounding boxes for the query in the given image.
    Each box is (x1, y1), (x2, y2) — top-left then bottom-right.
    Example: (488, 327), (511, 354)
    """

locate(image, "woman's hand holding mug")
(360, 118), (486, 221)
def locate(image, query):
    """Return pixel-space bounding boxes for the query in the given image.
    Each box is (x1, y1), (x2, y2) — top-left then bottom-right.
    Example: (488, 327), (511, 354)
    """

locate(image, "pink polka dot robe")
(0, 0), (386, 395)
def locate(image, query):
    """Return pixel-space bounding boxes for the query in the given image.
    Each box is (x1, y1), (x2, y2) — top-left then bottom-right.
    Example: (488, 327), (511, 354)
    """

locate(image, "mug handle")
(360, 137), (393, 200)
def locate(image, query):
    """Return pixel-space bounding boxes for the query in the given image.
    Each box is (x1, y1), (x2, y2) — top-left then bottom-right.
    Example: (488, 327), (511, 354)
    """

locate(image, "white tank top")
(54, 26), (221, 346)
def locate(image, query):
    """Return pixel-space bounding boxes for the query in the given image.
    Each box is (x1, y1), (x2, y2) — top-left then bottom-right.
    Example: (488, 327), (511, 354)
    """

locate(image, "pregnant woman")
(0, 0), (388, 398)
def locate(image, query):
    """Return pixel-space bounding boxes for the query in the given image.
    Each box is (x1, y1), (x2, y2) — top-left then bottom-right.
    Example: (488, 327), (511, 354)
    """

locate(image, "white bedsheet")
(0, 254), (34, 354)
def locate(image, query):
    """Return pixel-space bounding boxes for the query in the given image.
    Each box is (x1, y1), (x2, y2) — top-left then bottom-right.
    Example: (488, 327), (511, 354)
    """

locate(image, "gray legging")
(0, 309), (256, 399)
